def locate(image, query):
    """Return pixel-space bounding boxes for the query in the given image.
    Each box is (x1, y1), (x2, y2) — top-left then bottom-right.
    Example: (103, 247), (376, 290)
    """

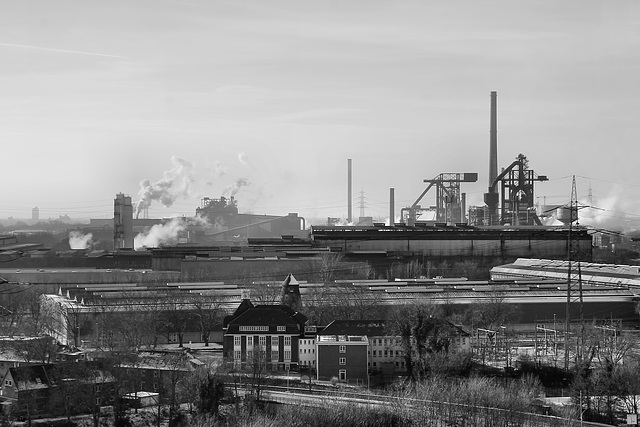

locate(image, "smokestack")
(484, 91), (500, 225)
(461, 193), (467, 224)
(347, 159), (352, 223)
(389, 188), (395, 226)
(489, 91), (498, 187)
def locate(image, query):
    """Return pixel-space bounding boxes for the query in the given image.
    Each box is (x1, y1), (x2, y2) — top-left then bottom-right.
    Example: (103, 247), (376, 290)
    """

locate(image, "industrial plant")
(1, 91), (639, 426)
(0, 91), (627, 276)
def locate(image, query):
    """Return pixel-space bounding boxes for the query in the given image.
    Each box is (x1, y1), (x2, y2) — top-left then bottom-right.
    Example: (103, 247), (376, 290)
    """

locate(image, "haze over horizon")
(2, 1), (639, 233)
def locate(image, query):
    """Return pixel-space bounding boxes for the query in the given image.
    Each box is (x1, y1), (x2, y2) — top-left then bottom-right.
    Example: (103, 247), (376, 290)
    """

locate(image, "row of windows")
(234, 335), (292, 347)
(372, 338), (401, 346)
(371, 337), (467, 346)
(233, 349), (292, 361)
(239, 326), (269, 332)
(371, 350), (402, 357)
(233, 336), (465, 356)
(233, 336), (466, 348)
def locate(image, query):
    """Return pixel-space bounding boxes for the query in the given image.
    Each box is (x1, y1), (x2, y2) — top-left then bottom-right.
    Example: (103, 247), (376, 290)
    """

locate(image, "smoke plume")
(238, 152), (249, 165)
(223, 177), (250, 197)
(134, 215), (209, 250)
(204, 159), (227, 186)
(579, 185), (640, 233)
(135, 156), (195, 218)
(68, 231), (93, 250)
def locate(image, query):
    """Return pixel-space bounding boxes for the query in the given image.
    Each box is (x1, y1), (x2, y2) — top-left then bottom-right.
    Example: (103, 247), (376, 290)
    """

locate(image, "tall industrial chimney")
(484, 91), (500, 225)
(489, 91), (498, 186)
(347, 159), (352, 223)
(389, 188), (395, 226)
(461, 193), (467, 224)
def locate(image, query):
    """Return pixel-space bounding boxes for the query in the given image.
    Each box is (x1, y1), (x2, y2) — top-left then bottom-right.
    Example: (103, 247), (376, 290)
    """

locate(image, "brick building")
(223, 298), (307, 371)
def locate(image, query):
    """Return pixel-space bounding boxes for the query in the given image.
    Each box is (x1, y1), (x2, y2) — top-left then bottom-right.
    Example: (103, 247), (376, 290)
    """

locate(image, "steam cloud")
(135, 156), (195, 218)
(134, 215), (209, 250)
(204, 160), (227, 187)
(238, 152), (249, 165)
(223, 177), (250, 197)
(579, 185), (640, 233)
(69, 231), (93, 250)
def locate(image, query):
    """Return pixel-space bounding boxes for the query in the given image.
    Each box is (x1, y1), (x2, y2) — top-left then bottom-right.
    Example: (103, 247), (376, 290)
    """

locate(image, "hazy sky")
(1, 1), (639, 231)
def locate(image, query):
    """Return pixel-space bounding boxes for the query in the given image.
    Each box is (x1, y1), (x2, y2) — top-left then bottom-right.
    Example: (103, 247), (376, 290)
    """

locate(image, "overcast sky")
(1, 0), (639, 231)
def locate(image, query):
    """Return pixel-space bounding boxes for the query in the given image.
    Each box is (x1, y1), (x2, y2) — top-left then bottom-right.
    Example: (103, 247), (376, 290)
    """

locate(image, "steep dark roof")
(319, 320), (388, 337)
(233, 298), (255, 317)
(223, 298), (255, 327)
(9, 364), (54, 390)
(231, 305), (305, 327)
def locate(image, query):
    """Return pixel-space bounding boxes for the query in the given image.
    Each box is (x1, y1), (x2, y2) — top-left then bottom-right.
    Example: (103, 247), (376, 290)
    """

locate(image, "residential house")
(0, 363), (115, 420)
(316, 327), (369, 385)
(121, 350), (204, 400)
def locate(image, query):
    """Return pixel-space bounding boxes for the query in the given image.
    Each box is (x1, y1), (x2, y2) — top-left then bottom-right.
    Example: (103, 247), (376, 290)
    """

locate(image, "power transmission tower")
(564, 175), (588, 370)
(359, 188), (366, 218)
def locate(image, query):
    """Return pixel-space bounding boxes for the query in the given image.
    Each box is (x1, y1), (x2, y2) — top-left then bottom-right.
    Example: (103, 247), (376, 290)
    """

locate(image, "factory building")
(310, 225), (592, 262)
(490, 258), (640, 287)
(194, 196), (306, 243)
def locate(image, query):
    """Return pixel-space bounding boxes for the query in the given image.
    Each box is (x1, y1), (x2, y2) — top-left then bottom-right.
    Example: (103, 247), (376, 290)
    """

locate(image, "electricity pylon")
(564, 175), (588, 370)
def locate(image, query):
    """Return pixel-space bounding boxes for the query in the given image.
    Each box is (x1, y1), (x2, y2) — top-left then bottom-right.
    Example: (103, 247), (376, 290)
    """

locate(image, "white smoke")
(69, 231), (93, 250)
(204, 160), (227, 186)
(134, 215), (209, 250)
(579, 184), (640, 233)
(223, 177), (250, 197)
(135, 156), (195, 218)
(238, 152), (249, 166)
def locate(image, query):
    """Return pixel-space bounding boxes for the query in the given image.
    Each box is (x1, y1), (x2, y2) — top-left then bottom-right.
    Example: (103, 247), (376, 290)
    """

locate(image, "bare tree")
(191, 298), (223, 347)
(315, 252), (345, 284)
(303, 283), (385, 325)
(616, 355), (640, 416)
(245, 282), (282, 305)
(245, 342), (269, 404)
(468, 288), (519, 331)
(158, 298), (195, 348)
(388, 299), (448, 380)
